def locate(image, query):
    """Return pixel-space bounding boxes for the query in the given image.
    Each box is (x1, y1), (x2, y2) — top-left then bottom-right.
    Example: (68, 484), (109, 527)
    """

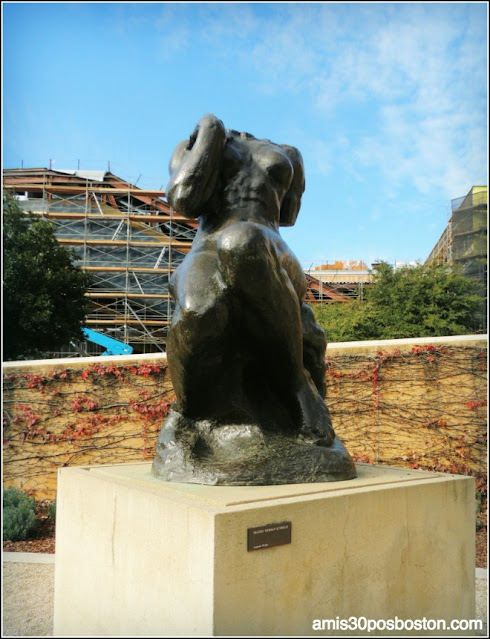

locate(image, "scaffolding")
(426, 186), (487, 266)
(426, 186), (487, 330)
(3, 168), (198, 355)
(304, 260), (373, 304)
(5, 167), (426, 352)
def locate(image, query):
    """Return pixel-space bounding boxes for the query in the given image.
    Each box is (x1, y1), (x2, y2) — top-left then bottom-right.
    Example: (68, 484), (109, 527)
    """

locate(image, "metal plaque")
(247, 521), (292, 551)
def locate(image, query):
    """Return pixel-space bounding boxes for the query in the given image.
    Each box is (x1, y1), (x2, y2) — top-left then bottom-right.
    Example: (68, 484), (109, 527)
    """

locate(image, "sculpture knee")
(218, 223), (275, 288)
(175, 293), (229, 344)
(171, 254), (226, 320)
(218, 222), (272, 254)
(171, 268), (229, 343)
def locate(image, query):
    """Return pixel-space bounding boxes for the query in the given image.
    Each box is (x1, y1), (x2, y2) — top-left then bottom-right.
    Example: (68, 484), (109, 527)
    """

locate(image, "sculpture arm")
(279, 145), (305, 227)
(301, 303), (327, 398)
(166, 114), (227, 218)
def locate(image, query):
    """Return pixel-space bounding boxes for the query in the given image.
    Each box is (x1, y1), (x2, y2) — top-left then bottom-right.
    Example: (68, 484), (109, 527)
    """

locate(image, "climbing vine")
(3, 361), (174, 497)
(325, 343), (487, 524)
(2, 344), (487, 526)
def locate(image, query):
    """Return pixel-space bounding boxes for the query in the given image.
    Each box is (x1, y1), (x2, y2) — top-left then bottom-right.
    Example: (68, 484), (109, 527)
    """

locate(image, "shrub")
(3, 486), (37, 541)
(47, 498), (57, 522)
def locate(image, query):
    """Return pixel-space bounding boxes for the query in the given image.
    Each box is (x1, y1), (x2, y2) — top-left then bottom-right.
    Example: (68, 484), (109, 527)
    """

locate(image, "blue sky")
(2, 1), (488, 268)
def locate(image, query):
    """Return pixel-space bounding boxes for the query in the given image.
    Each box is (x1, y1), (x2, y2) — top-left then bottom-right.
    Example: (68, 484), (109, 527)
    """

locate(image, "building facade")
(426, 186), (487, 331)
(4, 168), (197, 355)
(304, 260), (373, 303)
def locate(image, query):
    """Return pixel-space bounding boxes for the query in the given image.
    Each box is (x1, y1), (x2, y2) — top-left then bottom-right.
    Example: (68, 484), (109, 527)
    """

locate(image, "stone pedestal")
(53, 463), (475, 636)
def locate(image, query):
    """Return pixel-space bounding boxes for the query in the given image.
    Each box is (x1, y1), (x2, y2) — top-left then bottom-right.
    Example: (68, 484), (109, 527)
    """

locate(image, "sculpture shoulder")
(223, 137), (294, 187)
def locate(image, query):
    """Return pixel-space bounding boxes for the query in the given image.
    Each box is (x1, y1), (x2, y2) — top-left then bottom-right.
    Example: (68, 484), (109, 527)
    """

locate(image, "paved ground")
(2, 553), (488, 637)
(3, 558), (54, 637)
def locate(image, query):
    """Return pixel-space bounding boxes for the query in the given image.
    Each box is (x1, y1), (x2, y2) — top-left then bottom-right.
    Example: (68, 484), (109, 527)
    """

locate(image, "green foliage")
(312, 261), (483, 343)
(3, 486), (37, 542)
(47, 498), (57, 522)
(3, 192), (93, 360)
(312, 301), (374, 343)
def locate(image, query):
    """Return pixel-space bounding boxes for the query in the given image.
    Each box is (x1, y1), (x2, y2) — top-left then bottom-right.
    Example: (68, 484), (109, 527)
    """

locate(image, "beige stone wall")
(326, 336), (486, 469)
(3, 354), (172, 498)
(3, 335), (487, 503)
(325, 335), (487, 523)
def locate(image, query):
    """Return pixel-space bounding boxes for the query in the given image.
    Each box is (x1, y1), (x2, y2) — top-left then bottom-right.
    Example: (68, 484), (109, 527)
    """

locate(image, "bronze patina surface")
(152, 115), (356, 485)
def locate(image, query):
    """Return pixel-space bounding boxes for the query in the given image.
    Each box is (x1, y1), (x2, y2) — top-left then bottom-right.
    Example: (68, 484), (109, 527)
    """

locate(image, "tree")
(312, 261), (483, 343)
(3, 192), (92, 360)
(312, 299), (374, 343)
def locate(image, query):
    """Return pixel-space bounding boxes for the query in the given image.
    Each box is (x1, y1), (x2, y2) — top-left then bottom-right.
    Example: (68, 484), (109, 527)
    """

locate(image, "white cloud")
(141, 2), (478, 209)
(223, 3), (487, 202)
(310, 5), (486, 201)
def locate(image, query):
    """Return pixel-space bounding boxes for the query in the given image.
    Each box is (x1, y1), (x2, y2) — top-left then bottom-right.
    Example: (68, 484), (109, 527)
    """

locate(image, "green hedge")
(3, 486), (37, 541)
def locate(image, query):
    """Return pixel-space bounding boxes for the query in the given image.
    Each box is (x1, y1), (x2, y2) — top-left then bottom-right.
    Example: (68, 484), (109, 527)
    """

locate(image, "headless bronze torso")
(152, 115), (356, 485)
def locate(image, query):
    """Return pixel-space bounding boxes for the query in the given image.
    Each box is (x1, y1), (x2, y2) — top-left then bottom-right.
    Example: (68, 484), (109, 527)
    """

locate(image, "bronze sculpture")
(152, 114), (356, 484)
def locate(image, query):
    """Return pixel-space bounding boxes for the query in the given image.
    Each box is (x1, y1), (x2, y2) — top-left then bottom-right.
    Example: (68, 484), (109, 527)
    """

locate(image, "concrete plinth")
(53, 463), (475, 636)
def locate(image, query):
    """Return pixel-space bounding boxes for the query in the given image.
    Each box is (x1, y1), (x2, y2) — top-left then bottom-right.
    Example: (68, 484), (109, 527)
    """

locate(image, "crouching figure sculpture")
(152, 114), (356, 485)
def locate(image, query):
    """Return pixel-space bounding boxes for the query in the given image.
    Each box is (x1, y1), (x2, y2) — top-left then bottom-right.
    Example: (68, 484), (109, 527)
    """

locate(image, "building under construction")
(425, 185), (487, 330)
(426, 186), (487, 267)
(4, 167), (401, 354)
(304, 260), (373, 303)
(3, 167), (198, 355)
